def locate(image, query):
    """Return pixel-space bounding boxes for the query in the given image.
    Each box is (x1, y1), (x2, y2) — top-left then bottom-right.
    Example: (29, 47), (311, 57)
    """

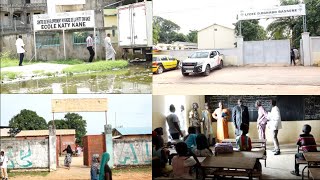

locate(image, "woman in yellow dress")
(212, 101), (230, 142)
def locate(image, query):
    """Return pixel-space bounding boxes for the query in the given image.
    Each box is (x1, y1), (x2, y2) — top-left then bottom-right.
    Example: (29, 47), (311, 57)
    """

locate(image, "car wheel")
(219, 60), (223, 69)
(203, 65), (210, 76)
(157, 65), (164, 74)
(182, 72), (189, 76)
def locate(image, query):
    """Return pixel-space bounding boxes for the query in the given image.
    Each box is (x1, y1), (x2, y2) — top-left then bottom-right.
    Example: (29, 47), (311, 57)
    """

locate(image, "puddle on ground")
(1, 64), (152, 94)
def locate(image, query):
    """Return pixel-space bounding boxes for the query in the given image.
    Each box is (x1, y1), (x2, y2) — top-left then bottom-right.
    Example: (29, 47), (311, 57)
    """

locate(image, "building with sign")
(198, 24), (236, 49)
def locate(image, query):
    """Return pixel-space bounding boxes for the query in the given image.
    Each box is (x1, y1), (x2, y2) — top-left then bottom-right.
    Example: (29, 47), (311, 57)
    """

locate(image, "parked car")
(181, 50), (224, 76)
(152, 55), (180, 74)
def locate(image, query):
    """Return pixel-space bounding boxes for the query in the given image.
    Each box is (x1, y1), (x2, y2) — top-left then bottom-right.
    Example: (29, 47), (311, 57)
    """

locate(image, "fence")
(0, 139), (49, 169)
(113, 139), (152, 166)
(310, 37), (320, 65)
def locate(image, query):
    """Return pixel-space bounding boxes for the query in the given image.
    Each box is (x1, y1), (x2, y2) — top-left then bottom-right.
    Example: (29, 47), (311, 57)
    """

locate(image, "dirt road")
(153, 66), (320, 95)
(9, 157), (151, 180)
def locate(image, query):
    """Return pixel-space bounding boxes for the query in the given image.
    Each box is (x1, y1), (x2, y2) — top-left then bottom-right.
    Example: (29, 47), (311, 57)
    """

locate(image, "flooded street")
(1, 64), (152, 94)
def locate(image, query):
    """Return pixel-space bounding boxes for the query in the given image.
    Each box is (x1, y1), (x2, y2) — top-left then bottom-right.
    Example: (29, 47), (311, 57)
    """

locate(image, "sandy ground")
(1, 63), (70, 74)
(9, 156), (151, 180)
(153, 66), (320, 95)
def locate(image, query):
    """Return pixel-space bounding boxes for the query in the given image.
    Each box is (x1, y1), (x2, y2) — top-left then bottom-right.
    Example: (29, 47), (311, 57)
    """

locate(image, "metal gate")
(243, 39), (290, 64)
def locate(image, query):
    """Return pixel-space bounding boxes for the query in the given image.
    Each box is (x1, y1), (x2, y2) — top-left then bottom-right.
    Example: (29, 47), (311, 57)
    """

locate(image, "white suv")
(181, 50), (223, 76)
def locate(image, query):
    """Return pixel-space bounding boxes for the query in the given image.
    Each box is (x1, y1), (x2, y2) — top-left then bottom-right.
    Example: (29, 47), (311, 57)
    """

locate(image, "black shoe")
(290, 170), (300, 176)
(19, 64), (23, 66)
(274, 151), (280, 155)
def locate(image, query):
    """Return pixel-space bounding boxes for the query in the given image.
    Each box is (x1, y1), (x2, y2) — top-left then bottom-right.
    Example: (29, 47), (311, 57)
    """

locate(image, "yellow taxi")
(152, 55), (180, 74)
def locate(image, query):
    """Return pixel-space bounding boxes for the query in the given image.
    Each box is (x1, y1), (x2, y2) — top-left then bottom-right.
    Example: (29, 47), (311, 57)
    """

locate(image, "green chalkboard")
(205, 95), (319, 122)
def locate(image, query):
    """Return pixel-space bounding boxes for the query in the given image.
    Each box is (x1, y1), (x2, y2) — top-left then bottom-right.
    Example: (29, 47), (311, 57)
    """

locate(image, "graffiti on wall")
(113, 140), (151, 166)
(1, 139), (49, 169)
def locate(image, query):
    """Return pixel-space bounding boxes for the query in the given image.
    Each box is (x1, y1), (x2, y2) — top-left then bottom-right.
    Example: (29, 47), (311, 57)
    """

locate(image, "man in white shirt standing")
(104, 33), (116, 61)
(15, 35), (25, 66)
(267, 100), (282, 155)
(86, 34), (95, 63)
(0, 151), (9, 180)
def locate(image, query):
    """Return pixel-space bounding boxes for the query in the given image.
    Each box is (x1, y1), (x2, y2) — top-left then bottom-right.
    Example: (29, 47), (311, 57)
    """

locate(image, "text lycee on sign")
(33, 10), (95, 31)
(238, 4), (306, 20)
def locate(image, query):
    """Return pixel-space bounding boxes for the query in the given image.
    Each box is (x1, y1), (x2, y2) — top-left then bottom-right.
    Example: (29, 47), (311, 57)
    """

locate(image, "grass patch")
(1, 71), (22, 80)
(49, 59), (84, 65)
(62, 60), (128, 73)
(32, 70), (45, 74)
(113, 166), (151, 174)
(0, 58), (36, 68)
(8, 171), (49, 177)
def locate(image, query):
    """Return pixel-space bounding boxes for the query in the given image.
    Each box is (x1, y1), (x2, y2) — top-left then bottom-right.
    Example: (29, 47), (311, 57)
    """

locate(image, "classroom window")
(27, 13), (30, 24)
(36, 33), (60, 47)
(112, 29), (115, 37)
(73, 32), (100, 45)
(26, 0), (30, 3)
(4, 13), (9, 17)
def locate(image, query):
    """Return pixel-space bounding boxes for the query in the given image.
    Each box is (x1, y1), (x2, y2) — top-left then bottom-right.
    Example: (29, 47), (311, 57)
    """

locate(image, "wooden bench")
(309, 168), (320, 180)
(211, 169), (262, 180)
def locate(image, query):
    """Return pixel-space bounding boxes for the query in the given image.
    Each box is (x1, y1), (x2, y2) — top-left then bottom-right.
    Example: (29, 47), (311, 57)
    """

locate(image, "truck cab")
(181, 50), (223, 76)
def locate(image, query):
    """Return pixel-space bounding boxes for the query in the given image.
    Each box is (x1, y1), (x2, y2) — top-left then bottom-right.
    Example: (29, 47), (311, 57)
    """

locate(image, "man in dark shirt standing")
(232, 99), (250, 136)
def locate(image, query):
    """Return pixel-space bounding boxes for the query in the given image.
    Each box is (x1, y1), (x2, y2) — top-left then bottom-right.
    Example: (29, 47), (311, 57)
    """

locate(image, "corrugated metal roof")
(115, 127), (151, 135)
(0, 128), (75, 137)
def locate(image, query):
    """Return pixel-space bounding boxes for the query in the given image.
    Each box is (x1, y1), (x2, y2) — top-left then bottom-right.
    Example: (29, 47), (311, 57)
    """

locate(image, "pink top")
(257, 106), (268, 125)
(172, 156), (196, 179)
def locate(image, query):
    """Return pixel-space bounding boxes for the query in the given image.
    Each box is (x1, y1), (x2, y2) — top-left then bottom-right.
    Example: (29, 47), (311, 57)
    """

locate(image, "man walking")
(15, 35), (25, 66)
(104, 33), (116, 60)
(267, 100), (282, 155)
(232, 99), (250, 136)
(0, 151), (9, 180)
(86, 34), (95, 63)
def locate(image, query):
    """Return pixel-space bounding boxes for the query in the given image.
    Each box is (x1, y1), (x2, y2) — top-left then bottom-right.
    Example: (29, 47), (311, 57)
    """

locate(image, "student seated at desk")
(236, 123), (252, 151)
(154, 127), (165, 149)
(194, 134), (213, 157)
(290, 124), (317, 176)
(152, 131), (172, 176)
(184, 126), (198, 150)
(172, 142), (197, 179)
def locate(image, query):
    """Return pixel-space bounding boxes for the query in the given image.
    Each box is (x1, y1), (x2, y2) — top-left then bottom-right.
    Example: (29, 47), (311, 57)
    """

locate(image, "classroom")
(152, 95), (320, 180)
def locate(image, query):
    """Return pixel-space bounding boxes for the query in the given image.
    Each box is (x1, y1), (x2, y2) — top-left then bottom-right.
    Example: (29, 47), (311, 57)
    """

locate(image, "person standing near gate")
(232, 99), (250, 136)
(86, 34), (95, 63)
(15, 35), (25, 66)
(104, 33), (116, 60)
(0, 151), (9, 180)
(290, 48), (296, 66)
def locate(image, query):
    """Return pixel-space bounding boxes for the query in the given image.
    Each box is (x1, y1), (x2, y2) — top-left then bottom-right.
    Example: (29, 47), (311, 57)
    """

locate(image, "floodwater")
(1, 64), (152, 94)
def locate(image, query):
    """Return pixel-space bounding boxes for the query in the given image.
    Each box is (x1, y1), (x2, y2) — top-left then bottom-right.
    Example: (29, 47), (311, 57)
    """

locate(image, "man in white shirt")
(104, 33), (116, 61)
(267, 100), (282, 155)
(15, 35), (25, 66)
(0, 151), (9, 180)
(86, 34), (95, 63)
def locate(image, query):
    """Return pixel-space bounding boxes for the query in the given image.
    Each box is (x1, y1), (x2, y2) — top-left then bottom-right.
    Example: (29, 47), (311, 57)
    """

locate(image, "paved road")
(153, 66), (320, 95)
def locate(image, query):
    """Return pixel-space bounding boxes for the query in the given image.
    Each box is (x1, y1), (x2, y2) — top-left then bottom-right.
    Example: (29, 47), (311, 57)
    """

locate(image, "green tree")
(48, 119), (69, 129)
(9, 109), (47, 130)
(172, 32), (188, 42)
(153, 20), (160, 44)
(153, 16), (181, 43)
(186, 30), (198, 43)
(267, 0), (320, 47)
(64, 113), (87, 145)
(235, 20), (267, 41)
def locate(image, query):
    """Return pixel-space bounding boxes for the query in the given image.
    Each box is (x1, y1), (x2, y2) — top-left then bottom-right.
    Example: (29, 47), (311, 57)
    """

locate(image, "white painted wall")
(198, 24), (236, 49)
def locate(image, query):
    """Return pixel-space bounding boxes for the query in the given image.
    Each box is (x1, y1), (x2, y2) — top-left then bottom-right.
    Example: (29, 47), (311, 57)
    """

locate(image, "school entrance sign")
(32, 10), (96, 61)
(33, 10), (95, 31)
(238, 4), (306, 20)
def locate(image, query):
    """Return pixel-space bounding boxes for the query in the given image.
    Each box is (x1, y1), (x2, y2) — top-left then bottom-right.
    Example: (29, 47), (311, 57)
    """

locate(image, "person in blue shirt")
(184, 126), (198, 151)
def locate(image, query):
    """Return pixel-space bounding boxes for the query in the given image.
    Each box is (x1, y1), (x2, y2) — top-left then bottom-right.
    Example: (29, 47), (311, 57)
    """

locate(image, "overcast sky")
(153, 0), (281, 34)
(1, 94), (151, 135)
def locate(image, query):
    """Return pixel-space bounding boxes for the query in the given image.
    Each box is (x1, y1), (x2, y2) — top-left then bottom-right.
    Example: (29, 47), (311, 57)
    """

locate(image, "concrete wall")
(152, 95), (320, 144)
(310, 37), (320, 66)
(198, 25), (236, 49)
(0, 139), (49, 169)
(113, 139), (152, 166)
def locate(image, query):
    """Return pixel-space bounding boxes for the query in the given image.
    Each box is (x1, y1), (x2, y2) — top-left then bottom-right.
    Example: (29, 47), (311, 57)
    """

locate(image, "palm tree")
(266, 0), (301, 42)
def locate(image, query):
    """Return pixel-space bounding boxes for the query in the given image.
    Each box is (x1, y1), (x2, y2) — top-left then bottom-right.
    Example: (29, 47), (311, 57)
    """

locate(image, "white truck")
(181, 50), (224, 76)
(117, 1), (153, 61)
